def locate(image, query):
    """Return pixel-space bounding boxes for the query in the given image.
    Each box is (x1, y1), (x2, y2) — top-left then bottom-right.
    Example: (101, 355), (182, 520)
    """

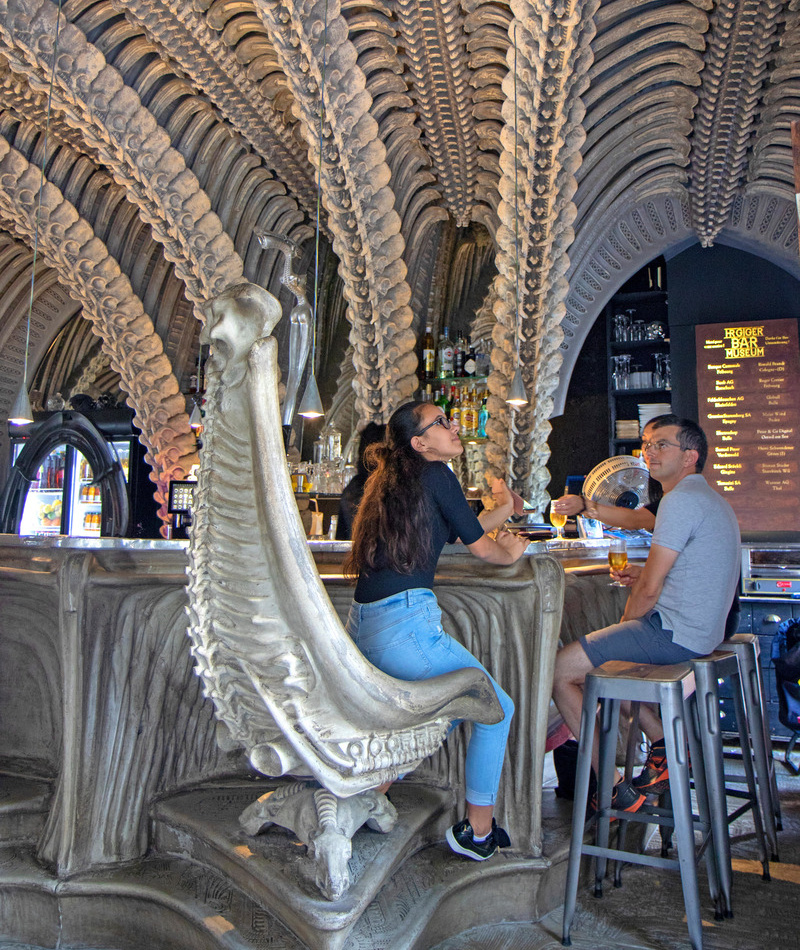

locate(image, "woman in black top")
(345, 400), (528, 860)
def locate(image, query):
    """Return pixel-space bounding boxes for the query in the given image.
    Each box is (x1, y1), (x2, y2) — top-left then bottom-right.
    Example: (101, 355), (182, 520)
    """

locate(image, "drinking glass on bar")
(608, 538), (628, 586)
(549, 506), (567, 541)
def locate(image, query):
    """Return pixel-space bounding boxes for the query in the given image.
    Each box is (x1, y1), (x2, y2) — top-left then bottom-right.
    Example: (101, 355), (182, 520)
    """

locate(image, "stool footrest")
(595, 806), (706, 831)
(582, 844), (681, 872)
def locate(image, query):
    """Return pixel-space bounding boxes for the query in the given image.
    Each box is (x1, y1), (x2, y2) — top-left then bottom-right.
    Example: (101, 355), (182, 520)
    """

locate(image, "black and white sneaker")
(445, 818), (511, 861)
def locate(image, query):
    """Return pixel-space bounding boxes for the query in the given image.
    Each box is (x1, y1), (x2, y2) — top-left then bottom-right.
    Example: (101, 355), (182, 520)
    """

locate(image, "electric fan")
(582, 456), (651, 510)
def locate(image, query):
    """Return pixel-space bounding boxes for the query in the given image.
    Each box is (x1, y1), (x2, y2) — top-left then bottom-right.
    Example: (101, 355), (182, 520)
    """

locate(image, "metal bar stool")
(690, 649), (771, 918)
(561, 660), (718, 950)
(723, 633), (781, 858)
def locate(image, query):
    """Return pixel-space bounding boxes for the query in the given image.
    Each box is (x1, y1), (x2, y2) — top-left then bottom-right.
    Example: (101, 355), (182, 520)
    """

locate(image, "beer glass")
(549, 507), (567, 540)
(608, 538), (628, 586)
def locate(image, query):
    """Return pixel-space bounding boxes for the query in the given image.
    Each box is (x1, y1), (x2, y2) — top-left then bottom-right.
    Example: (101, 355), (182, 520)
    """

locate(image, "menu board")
(696, 319), (800, 531)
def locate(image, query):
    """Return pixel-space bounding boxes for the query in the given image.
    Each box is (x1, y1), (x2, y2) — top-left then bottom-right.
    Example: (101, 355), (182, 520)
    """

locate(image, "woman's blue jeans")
(346, 588), (514, 807)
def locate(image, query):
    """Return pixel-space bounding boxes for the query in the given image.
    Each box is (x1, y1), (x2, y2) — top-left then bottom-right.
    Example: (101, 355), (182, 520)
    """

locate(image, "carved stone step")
(151, 780), (561, 950)
(0, 784), (572, 950)
(152, 780), (454, 950)
(0, 842), (304, 950)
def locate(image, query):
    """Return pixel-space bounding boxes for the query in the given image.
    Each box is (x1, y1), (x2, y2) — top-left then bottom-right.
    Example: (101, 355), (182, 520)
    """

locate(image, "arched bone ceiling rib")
(395, 0), (480, 229)
(249, 0), (418, 422)
(0, 137), (197, 522)
(557, 0), (707, 374)
(748, 0), (800, 192)
(689, 0), (785, 246)
(2, 0), (800, 509)
(484, 1), (600, 503)
(0, 0), (244, 302)
(0, 100), (198, 383)
(103, 0), (319, 217)
(555, 0), (800, 425)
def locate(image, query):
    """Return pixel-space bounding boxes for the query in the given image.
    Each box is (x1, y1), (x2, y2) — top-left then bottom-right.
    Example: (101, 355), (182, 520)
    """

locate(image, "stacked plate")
(616, 419), (640, 440)
(639, 402), (671, 429)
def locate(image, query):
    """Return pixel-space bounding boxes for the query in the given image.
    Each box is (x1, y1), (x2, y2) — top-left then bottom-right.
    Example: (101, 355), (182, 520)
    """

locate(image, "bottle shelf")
(613, 388), (673, 396)
(609, 289), (667, 302)
(422, 375), (488, 387)
(609, 339), (670, 350)
(607, 257), (670, 458)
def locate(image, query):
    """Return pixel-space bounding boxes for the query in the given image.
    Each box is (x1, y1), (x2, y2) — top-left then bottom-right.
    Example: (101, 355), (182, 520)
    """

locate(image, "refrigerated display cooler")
(1, 409), (161, 538)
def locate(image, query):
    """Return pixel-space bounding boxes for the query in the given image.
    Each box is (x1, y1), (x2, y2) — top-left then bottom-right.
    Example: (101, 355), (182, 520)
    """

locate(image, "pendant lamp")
(8, 384), (34, 426)
(505, 22), (528, 409)
(506, 365), (528, 408)
(298, 371), (323, 419)
(189, 400), (203, 430)
(298, 1), (329, 421)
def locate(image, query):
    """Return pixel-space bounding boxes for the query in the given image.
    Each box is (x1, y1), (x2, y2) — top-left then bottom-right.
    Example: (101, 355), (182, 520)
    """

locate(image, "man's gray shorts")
(579, 609), (703, 667)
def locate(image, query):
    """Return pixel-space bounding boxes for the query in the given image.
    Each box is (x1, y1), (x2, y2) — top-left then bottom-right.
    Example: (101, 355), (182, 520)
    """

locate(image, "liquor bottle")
(437, 327), (454, 378)
(422, 383), (433, 403)
(462, 387), (477, 436)
(478, 396), (489, 438)
(475, 339), (490, 377)
(435, 387), (449, 414)
(459, 388), (471, 435)
(453, 335), (466, 377)
(463, 339), (477, 377)
(448, 385), (461, 428)
(421, 323), (436, 381)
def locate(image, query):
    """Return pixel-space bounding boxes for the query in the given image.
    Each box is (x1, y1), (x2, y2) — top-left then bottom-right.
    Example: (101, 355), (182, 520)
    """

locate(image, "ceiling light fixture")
(10, 3), (65, 425)
(298, 2), (329, 421)
(506, 22), (528, 410)
(189, 400), (203, 430)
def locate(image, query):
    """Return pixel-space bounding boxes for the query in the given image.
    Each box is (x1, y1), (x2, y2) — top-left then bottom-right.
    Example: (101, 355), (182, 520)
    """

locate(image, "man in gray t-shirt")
(552, 417), (741, 813)
(651, 473), (740, 655)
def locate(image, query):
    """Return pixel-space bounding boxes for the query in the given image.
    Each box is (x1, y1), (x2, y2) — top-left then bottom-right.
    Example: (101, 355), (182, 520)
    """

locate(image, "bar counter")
(0, 533), (630, 878)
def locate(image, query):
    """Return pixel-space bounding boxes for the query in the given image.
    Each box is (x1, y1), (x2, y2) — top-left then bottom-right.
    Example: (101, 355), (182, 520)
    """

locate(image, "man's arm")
(621, 542), (679, 622)
(551, 494), (656, 531)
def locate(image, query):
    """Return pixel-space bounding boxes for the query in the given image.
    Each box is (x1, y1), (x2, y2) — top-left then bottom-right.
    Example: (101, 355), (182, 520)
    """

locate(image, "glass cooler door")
(16, 444), (66, 535)
(67, 450), (102, 537)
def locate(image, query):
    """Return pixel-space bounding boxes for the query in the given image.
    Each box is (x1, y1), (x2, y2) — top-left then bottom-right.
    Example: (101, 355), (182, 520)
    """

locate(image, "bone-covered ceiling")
(1, 0), (799, 513)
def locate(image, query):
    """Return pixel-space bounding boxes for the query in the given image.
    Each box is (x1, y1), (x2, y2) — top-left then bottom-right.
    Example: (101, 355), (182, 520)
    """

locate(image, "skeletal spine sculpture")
(185, 282), (501, 894)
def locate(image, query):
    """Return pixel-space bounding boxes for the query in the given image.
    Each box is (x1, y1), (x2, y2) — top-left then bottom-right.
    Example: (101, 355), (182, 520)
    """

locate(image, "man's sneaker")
(446, 818), (511, 861)
(631, 740), (669, 795)
(587, 779), (646, 820)
(611, 778), (647, 814)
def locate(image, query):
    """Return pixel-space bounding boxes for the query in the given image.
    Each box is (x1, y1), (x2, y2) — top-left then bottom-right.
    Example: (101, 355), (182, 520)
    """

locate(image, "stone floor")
(1, 746), (798, 950)
(431, 745), (800, 950)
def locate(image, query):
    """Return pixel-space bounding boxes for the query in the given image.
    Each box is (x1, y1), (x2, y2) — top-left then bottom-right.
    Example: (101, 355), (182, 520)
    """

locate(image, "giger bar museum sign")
(696, 319), (800, 532)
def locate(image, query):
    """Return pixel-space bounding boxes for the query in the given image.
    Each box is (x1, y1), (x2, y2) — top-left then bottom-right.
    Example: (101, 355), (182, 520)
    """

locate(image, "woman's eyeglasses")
(416, 415), (453, 436)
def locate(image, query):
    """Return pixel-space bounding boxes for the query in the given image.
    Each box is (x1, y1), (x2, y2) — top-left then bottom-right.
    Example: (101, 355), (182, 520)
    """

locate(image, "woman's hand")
(552, 494), (584, 516)
(468, 527), (529, 564)
(495, 529), (529, 561)
(489, 478), (515, 515)
(478, 478), (516, 533)
(610, 563), (641, 587)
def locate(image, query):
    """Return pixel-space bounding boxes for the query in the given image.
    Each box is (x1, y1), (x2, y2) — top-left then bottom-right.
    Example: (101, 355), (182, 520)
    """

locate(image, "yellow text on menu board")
(724, 325), (764, 359)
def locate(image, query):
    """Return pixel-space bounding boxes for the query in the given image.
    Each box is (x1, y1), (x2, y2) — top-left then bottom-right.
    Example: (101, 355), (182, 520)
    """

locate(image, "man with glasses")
(552, 416), (741, 813)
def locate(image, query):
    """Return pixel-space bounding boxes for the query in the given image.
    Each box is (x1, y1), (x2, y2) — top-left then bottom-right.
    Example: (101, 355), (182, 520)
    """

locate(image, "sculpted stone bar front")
(0, 535), (577, 945)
